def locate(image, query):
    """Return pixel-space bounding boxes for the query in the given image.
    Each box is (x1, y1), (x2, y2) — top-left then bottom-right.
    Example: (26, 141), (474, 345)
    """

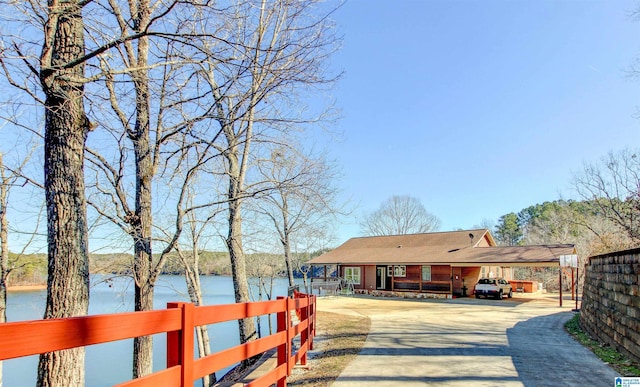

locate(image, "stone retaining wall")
(580, 247), (640, 363)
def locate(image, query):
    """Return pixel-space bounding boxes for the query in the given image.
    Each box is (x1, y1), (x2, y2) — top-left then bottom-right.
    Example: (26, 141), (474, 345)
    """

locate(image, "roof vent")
(397, 245), (402, 248)
(469, 233), (474, 244)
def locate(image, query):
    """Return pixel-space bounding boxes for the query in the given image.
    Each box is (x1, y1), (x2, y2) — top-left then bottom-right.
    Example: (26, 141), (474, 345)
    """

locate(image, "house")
(308, 229), (576, 299)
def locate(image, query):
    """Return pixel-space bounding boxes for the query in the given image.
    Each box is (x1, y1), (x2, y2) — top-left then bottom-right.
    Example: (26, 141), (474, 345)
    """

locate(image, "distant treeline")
(5, 250), (322, 287)
(9, 198), (632, 288)
(89, 251), (238, 276)
(5, 253), (47, 286)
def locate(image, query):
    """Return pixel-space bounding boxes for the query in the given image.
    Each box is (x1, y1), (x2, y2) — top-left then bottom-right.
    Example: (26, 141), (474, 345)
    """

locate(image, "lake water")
(4, 275), (297, 386)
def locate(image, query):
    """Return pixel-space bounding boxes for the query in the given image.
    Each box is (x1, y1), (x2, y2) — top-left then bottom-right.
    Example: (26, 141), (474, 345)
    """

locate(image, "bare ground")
(287, 310), (371, 386)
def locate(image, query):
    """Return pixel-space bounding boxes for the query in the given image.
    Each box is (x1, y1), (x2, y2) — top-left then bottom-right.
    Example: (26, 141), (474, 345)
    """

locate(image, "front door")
(376, 266), (386, 289)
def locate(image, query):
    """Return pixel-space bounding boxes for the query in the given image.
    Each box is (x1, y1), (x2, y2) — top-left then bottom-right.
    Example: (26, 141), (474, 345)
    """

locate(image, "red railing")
(0, 292), (316, 387)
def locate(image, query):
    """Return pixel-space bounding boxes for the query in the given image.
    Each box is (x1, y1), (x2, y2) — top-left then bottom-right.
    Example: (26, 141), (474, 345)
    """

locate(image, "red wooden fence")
(0, 292), (316, 387)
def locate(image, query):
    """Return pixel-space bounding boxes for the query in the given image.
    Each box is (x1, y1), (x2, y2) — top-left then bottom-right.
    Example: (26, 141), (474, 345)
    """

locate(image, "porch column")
(450, 266), (453, 295)
(391, 265), (395, 291)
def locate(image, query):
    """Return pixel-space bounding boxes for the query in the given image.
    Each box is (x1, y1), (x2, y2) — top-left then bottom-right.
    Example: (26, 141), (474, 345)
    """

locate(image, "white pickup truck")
(474, 278), (513, 300)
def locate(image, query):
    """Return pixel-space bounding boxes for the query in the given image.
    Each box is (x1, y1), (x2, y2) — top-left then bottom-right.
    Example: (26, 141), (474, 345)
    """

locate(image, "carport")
(447, 244), (578, 306)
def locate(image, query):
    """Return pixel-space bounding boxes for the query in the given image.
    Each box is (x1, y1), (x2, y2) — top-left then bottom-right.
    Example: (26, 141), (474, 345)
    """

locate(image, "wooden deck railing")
(0, 292), (316, 387)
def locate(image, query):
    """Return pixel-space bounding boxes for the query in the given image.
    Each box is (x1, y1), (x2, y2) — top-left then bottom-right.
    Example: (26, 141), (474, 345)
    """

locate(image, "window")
(422, 266), (432, 281)
(386, 265), (406, 277)
(344, 267), (361, 284)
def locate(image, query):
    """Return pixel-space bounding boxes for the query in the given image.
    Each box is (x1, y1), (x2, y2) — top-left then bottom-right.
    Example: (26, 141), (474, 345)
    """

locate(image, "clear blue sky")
(2, 1), (638, 253)
(322, 0), (640, 244)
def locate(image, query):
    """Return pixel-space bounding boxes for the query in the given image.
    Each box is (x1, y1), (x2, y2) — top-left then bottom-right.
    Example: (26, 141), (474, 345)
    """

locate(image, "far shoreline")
(7, 284), (47, 292)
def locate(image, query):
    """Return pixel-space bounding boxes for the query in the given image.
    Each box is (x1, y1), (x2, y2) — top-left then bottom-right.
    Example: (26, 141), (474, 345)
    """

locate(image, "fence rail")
(0, 292), (316, 387)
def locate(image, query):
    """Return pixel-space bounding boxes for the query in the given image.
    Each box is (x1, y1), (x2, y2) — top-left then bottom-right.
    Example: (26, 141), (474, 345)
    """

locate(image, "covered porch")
(370, 264), (477, 297)
(312, 264), (482, 298)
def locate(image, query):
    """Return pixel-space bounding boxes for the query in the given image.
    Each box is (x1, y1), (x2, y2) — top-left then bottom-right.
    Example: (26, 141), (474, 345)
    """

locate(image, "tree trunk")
(0, 153), (7, 321)
(129, 0), (154, 378)
(267, 277), (275, 335)
(283, 238), (295, 287)
(195, 326), (215, 387)
(130, 114), (154, 378)
(182, 249), (216, 386)
(132, 267), (153, 379)
(302, 272), (309, 294)
(37, 1), (90, 386)
(0, 153), (7, 387)
(227, 196), (257, 345)
(131, 66), (154, 379)
(225, 148), (257, 347)
(281, 200), (295, 287)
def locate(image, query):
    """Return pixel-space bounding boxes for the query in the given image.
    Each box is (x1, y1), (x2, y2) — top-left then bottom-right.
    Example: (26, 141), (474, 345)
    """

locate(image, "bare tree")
(360, 195), (441, 236)
(158, 159), (231, 387)
(2, 0), (340, 380)
(0, 152), (7, 387)
(0, 146), (40, 311)
(83, 2), (223, 377)
(0, 144), (44, 387)
(473, 218), (496, 232)
(509, 199), (634, 290)
(85, 0), (340, 374)
(38, 0), (93, 380)
(86, 109), (221, 378)
(520, 203), (580, 289)
(256, 146), (344, 287)
(246, 252), (283, 336)
(572, 148), (640, 243)
(0, 1), (95, 384)
(0, 0), (195, 381)
(291, 225), (332, 293)
(194, 0), (340, 350)
(173, 197), (224, 387)
(90, 1), (165, 376)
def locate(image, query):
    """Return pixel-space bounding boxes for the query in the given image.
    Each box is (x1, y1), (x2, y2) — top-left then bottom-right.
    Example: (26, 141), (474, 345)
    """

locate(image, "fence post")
(276, 296), (289, 387)
(287, 296), (296, 376)
(300, 296), (309, 366)
(310, 295), (316, 351)
(167, 303), (180, 369)
(167, 302), (195, 386)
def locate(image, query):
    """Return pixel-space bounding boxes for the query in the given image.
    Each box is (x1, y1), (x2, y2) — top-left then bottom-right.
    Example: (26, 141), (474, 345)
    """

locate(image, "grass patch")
(565, 313), (640, 376)
(287, 310), (371, 386)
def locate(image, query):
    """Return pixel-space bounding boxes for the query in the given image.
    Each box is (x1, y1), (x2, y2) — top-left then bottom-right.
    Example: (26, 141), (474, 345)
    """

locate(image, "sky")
(321, 0), (640, 244)
(1, 0), (639, 254)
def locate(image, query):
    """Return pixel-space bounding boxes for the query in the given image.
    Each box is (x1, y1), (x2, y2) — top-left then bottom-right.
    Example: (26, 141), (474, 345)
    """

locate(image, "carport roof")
(447, 245), (576, 266)
(308, 229), (576, 267)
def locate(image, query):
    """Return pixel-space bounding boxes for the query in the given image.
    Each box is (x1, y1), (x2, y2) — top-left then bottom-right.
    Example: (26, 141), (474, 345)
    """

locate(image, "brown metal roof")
(308, 229), (576, 267)
(447, 245), (576, 266)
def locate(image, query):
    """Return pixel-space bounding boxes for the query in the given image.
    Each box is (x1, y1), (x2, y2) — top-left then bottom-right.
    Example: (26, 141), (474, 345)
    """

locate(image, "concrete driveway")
(315, 294), (619, 387)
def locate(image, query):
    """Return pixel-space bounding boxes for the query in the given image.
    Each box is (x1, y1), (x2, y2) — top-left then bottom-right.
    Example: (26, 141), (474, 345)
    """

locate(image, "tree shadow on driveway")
(507, 311), (618, 387)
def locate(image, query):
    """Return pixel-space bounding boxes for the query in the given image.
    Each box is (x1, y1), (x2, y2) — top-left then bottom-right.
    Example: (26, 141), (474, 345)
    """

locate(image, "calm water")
(4, 275), (296, 386)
